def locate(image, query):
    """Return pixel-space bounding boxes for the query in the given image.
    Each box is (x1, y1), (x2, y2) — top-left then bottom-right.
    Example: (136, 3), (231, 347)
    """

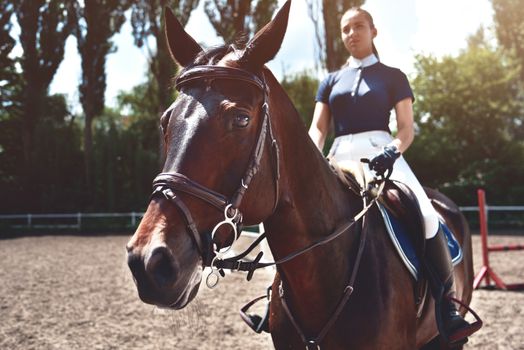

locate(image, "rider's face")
(340, 11), (377, 59)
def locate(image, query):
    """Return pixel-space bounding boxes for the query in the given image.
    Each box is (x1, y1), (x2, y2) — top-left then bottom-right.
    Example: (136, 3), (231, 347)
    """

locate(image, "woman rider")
(308, 7), (479, 346)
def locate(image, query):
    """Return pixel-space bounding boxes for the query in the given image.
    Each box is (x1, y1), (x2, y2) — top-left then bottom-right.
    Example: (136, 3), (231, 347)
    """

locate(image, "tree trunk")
(83, 104), (94, 192)
(21, 84), (45, 207)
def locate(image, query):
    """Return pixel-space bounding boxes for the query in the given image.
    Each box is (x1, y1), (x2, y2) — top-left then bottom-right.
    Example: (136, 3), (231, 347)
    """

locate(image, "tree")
(306, 0), (365, 72)
(407, 44), (524, 204)
(281, 69), (337, 154)
(130, 1), (199, 169)
(492, 0), (524, 80)
(280, 69), (319, 127)
(130, 1), (199, 114)
(15, 0), (76, 187)
(0, 3), (22, 208)
(204, 0), (278, 44)
(0, 1), (17, 109)
(71, 0), (131, 192)
(0, 93), (85, 213)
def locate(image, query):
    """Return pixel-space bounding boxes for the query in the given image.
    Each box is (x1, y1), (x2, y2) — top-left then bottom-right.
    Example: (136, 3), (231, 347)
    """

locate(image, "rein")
(152, 63), (390, 349)
(239, 180), (386, 350)
(214, 181), (383, 275)
(151, 63), (386, 282)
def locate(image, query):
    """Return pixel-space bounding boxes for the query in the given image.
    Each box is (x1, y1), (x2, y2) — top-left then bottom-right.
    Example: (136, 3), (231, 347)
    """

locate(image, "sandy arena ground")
(0, 233), (523, 350)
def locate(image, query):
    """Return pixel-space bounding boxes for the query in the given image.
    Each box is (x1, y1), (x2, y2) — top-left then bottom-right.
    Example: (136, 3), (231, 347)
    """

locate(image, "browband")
(175, 65), (265, 91)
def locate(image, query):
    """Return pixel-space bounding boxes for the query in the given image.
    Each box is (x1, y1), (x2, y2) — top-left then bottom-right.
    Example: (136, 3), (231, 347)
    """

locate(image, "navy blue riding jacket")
(316, 62), (414, 137)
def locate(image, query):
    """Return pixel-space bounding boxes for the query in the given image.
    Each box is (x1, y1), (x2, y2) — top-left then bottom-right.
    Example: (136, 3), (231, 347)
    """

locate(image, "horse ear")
(238, 0), (291, 70)
(164, 7), (203, 67)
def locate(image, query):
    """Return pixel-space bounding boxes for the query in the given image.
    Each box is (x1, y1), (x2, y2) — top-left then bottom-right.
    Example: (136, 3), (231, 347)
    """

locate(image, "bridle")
(150, 65), (280, 278)
(149, 64), (393, 350)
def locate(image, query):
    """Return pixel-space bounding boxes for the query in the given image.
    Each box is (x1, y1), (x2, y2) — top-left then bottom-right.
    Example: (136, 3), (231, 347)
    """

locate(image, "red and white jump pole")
(473, 189), (524, 290)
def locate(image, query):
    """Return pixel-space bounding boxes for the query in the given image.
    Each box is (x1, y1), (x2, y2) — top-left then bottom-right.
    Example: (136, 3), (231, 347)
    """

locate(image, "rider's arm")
(389, 97), (414, 154)
(308, 102), (331, 152)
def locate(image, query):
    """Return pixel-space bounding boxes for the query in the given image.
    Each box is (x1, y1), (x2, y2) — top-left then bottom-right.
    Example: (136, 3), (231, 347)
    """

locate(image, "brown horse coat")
(126, 2), (474, 349)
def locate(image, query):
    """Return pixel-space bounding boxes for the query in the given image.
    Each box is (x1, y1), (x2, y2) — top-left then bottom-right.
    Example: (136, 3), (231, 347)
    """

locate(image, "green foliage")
(90, 108), (160, 212)
(0, 4), (22, 128)
(130, 0), (199, 112)
(204, 0), (278, 44)
(251, 0), (278, 34)
(116, 79), (164, 157)
(72, 0), (133, 193)
(16, 0), (76, 89)
(280, 70), (319, 128)
(492, 0), (524, 80)
(117, 77), (160, 119)
(73, 0), (131, 119)
(0, 2), (17, 109)
(131, 0), (198, 47)
(15, 0), (76, 184)
(407, 44), (524, 205)
(83, 83), (165, 212)
(0, 94), (85, 213)
(280, 70), (334, 155)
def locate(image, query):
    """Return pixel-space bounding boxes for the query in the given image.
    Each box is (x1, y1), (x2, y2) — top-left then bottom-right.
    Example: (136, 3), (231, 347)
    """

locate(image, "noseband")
(151, 65), (280, 268)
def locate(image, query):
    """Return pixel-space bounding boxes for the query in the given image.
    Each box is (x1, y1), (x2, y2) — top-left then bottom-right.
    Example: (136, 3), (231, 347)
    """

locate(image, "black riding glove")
(369, 144), (401, 177)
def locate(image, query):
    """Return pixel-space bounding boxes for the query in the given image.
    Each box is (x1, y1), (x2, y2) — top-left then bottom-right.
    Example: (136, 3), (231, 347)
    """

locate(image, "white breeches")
(329, 131), (439, 239)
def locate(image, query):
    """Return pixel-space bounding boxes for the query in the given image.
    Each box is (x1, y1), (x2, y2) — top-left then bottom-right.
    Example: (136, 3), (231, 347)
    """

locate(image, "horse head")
(126, 1), (291, 309)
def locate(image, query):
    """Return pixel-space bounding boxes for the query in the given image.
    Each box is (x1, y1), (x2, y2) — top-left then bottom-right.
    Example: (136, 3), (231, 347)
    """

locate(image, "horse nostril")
(145, 247), (178, 288)
(127, 251), (144, 273)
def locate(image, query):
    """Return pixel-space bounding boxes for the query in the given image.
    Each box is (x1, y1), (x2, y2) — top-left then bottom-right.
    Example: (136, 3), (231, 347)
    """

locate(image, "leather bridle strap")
(213, 183), (379, 273)
(171, 65), (278, 215)
(151, 186), (205, 256)
(150, 64), (280, 264)
(176, 65), (265, 91)
(231, 101), (269, 208)
(278, 200), (369, 349)
(153, 173), (228, 211)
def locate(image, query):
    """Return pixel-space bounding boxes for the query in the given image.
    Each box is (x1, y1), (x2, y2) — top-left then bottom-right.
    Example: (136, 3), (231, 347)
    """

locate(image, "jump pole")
(473, 189), (524, 290)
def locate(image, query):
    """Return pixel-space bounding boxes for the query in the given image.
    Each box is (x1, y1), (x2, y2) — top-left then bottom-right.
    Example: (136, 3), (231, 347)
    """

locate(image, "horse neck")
(262, 70), (361, 275)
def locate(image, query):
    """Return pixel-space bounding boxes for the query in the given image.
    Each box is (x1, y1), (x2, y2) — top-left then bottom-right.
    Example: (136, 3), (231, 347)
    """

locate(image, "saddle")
(330, 158), (429, 308)
(330, 158), (426, 256)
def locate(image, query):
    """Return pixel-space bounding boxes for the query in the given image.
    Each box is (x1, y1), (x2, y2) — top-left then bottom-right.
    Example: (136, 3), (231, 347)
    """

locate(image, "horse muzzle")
(127, 243), (202, 309)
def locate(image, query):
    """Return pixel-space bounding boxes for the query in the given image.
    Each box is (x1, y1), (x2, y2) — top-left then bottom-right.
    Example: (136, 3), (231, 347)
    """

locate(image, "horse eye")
(233, 114), (250, 128)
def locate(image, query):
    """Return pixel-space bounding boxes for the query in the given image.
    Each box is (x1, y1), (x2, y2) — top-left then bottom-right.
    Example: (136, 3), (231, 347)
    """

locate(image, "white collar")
(347, 54), (379, 68)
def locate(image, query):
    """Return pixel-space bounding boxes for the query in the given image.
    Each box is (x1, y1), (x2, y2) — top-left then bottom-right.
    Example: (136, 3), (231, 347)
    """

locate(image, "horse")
(126, 1), (476, 348)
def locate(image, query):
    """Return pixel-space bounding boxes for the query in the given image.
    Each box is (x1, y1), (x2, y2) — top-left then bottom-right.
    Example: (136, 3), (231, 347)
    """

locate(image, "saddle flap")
(379, 180), (426, 259)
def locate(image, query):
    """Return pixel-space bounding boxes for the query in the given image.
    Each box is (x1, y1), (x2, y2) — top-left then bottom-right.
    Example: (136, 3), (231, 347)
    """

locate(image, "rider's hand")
(369, 144), (401, 177)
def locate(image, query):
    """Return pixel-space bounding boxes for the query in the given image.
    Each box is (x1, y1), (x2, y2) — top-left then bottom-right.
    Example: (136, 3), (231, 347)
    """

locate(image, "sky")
(48, 0), (495, 110)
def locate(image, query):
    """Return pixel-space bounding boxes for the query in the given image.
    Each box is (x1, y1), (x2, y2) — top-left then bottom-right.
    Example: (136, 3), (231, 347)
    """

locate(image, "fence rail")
(459, 206), (524, 212)
(0, 206), (523, 231)
(0, 212), (144, 230)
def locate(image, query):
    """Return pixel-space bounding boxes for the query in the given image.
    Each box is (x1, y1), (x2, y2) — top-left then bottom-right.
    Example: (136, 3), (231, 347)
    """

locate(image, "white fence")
(458, 206), (524, 212)
(0, 212), (144, 230)
(0, 207), (523, 231)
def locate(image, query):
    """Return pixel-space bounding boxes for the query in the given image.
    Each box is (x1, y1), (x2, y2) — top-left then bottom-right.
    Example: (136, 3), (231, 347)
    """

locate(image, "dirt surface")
(0, 233), (523, 350)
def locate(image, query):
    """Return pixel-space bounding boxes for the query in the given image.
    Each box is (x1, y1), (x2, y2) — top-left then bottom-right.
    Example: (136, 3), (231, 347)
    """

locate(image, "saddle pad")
(378, 204), (463, 280)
